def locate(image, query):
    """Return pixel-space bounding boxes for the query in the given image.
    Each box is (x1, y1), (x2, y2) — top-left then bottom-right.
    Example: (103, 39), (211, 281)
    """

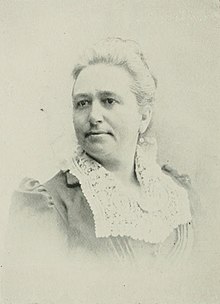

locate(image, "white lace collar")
(68, 144), (192, 244)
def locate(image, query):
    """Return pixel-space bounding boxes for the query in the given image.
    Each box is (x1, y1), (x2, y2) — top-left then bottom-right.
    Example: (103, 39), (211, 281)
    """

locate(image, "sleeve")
(2, 177), (71, 303)
(161, 164), (201, 218)
(161, 165), (201, 263)
(5, 177), (69, 266)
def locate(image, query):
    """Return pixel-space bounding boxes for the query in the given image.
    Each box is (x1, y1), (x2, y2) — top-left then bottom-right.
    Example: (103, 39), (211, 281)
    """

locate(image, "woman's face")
(72, 64), (147, 162)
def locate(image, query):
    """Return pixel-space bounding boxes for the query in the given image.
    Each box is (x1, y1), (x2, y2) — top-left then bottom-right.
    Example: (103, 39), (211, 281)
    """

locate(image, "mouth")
(85, 131), (112, 138)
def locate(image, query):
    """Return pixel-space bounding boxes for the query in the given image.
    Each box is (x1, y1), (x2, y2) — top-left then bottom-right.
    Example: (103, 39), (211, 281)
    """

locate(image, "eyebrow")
(98, 91), (121, 100)
(72, 93), (92, 102)
(73, 91), (122, 102)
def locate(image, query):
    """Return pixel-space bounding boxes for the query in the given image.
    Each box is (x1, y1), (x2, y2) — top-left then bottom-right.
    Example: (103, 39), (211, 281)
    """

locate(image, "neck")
(87, 149), (139, 188)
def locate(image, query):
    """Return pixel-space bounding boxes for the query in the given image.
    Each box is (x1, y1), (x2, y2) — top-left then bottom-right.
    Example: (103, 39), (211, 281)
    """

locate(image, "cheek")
(73, 110), (87, 127)
(73, 116), (85, 138)
(114, 118), (140, 144)
(116, 110), (141, 133)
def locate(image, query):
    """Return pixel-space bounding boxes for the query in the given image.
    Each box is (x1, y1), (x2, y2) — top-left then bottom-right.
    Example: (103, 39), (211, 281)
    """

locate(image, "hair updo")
(72, 37), (157, 107)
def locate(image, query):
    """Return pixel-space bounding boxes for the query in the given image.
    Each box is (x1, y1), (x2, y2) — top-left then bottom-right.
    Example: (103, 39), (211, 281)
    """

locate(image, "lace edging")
(69, 149), (192, 244)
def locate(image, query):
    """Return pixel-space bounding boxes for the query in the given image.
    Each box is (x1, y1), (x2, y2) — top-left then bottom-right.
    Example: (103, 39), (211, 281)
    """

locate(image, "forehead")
(73, 64), (133, 96)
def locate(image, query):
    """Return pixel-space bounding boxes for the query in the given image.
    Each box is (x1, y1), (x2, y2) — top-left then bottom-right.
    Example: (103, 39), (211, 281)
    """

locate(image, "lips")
(85, 130), (112, 138)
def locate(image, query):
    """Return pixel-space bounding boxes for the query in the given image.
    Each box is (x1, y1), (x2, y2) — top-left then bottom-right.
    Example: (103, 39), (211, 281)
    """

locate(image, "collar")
(66, 144), (192, 244)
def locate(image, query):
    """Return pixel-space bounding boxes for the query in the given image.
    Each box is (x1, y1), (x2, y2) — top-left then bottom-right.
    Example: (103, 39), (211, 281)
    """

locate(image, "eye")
(102, 98), (116, 106)
(76, 100), (90, 108)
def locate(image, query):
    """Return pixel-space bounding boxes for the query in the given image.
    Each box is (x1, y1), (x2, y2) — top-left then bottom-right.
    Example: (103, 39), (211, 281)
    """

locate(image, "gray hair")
(72, 37), (157, 107)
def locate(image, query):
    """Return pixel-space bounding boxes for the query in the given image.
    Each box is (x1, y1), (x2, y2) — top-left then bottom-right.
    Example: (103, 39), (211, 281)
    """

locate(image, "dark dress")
(6, 167), (196, 264)
(2, 166), (199, 303)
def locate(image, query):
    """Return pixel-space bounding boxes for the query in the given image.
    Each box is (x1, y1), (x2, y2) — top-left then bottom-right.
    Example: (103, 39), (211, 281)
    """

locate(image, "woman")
(3, 38), (197, 301)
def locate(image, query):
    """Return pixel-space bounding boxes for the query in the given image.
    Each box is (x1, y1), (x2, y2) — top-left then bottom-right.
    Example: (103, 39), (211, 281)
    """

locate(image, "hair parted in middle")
(72, 37), (157, 108)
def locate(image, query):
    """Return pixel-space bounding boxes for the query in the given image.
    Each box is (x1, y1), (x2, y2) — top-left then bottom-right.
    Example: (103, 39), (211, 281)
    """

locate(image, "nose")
(89, 100), (103, 125)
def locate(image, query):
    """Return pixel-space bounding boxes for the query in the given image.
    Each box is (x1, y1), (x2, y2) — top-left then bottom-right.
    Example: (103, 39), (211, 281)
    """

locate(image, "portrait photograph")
(0, 1), (220, 303)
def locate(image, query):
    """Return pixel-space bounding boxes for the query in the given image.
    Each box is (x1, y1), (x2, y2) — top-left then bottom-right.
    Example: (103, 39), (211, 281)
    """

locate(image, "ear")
(139, 106), (152, 134)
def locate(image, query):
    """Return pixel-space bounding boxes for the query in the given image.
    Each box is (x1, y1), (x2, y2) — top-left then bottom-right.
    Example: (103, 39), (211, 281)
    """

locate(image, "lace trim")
(69, 145), (192, 244)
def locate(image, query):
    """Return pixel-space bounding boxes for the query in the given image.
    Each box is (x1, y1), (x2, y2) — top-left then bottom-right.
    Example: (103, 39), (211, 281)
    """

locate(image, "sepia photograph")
(1, 1), (220, 303)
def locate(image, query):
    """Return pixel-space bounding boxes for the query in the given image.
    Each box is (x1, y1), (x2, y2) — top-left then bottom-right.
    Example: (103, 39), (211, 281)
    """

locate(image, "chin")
(84, 144), (113, 160)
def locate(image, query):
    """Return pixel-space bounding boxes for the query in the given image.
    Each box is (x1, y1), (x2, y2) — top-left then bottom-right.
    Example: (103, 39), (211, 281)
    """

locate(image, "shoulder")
(8, 171), (82, 248)
(161, 164), (191, 189)
(161, 164), (200, 217)
(15, 170), (80, 195)
(10, 171), (81, 217)
(6, 171), (81, 266)
(16, 170), (80, 193)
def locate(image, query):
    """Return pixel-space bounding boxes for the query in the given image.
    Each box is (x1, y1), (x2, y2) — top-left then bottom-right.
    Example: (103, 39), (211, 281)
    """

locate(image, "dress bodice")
(6, 166), (195, 269)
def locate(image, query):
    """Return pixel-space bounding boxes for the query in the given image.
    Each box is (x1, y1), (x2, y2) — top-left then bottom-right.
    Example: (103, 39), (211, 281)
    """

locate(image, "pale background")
(1, 0), (220, 302)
